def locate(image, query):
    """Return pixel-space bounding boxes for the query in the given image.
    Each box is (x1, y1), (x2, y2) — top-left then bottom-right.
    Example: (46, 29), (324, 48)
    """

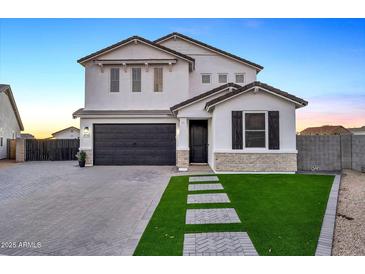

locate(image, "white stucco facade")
(158, 37), (258, 97)
(83, 42), (190, 110)
(212, 91), (297, 153)
(74, 33), (306, 172)
(0, 88), (22, 159)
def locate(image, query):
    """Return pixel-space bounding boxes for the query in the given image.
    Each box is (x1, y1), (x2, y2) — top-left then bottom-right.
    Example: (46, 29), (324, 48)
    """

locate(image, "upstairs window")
(154, 67), (163, 92)
(235, 73), (245, 84)
(201, 74), (211, 84)
(110, 68), (120, 92)
(132, 68), (142, 92)
(218, 74), (228, 83)
(245, 113), (266, 148)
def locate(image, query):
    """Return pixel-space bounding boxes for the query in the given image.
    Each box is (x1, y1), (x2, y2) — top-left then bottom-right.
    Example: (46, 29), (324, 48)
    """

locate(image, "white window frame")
(243, 111), (268, 150)
(218, 73), (228, 83)
(235, 73), (245, 84)
(154, 67), (163, 92)
(131, 67), (142, 92)
(201, 73), (211, 84)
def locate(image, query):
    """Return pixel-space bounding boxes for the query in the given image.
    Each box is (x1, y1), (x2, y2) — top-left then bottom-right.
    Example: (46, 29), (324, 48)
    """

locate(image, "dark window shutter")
(268, 111), (280, 150)
(232, 111), (243, 149)
(110, 68), (120, 92)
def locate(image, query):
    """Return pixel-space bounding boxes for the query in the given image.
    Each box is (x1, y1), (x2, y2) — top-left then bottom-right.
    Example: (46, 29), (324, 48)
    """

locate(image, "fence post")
(16, 138), (26, 162)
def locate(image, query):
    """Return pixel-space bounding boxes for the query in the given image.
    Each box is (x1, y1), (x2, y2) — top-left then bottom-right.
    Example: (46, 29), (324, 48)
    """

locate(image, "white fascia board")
(156, 35), (262, 72)
(206, 87), (304, 111)
(173, 87), (233, 113)
(80, 39), (193, 65)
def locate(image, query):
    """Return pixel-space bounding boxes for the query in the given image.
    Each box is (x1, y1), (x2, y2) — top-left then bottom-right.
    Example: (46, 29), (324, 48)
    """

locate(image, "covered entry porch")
(176, 117), (212, 171)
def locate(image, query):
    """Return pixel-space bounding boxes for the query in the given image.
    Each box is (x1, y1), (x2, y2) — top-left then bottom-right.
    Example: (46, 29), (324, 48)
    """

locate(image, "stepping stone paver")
(186, 208), (241, 224)
(183, 232), (258, 256)
(188, 183), (223, 191)
(187, 193), (230, 204)
(189, 176), (219, 183)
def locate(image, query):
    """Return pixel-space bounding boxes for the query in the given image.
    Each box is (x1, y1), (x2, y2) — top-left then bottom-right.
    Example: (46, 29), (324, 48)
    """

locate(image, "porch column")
(176, 117), (189, 171)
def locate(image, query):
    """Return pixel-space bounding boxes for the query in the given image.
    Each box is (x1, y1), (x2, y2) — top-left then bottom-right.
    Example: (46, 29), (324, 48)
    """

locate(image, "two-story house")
(73, 32), (307, 172)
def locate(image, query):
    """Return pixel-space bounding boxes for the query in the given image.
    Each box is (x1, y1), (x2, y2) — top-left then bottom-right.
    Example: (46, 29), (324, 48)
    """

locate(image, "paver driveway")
(0, 161), (175, 255)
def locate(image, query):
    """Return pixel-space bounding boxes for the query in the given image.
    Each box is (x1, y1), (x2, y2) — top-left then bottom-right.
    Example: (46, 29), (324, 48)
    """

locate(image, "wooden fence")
(25, 139), (80, 161)
(7, 139), (16, 160)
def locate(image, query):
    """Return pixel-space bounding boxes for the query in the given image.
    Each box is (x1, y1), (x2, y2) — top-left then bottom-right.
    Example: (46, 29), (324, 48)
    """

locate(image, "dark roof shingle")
(155, 32), (263, 71)
(300, 126), (352, 135)
(77, 36), (195, 65)
(205, 81), (308, 110)
(170, 82), (241, 112)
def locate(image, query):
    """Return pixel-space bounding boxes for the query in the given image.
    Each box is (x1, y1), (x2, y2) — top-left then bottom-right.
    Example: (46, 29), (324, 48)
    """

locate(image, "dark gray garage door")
(93, 124), (176, 165)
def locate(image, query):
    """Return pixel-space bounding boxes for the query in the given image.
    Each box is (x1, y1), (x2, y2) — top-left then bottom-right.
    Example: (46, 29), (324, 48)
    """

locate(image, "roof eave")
(77, 36), (195, 68)
(204, 82), (308, 111)
(170, 83), (242, 113)
(154, 32), (264, 72)
(0, 85), (24, 131)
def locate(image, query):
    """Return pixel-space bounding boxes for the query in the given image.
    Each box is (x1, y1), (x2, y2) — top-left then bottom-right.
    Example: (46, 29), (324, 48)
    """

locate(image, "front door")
(189, 120), (208, 163)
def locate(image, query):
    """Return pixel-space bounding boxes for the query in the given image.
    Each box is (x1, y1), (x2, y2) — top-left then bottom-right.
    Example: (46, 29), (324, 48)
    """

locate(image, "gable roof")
(52, 126), (80, 136)
(205, 81), (308, 111)
(77, 35), (195, 68)
(0, 84), (24, 131)
(155, 32), (264, 72)
(170, 82), (241, 113)
(300, 126), (352, 136)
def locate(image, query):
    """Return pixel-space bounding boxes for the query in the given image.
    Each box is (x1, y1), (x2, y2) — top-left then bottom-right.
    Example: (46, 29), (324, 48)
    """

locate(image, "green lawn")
(134, 174), (334, 256)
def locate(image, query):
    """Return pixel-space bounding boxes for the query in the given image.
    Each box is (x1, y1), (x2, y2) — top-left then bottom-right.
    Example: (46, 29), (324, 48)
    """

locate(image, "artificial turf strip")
(133, 174), (334, 256)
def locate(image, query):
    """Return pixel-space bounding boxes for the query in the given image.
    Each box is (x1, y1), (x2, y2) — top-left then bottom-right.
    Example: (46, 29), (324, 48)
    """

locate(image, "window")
(132, 68), (142, 92)
(201, 74), (211, 84)
(110, 68), (120, 92)
(245, 113), (266, 148)
(154, 67), (163, 92)
(0, 137), (3, 147)
(218, 74), (228, 83)
(235, 73), (245, 84)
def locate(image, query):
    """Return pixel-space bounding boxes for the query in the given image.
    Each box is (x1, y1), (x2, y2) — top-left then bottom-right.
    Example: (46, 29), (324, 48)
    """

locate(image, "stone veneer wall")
(176, 150), (189, 169)
(214, 153), (297, 172)
(83, 149), (93, 166)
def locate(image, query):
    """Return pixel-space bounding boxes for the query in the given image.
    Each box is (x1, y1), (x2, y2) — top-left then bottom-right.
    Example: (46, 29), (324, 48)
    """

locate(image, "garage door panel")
(94, 124), (176, 165)
(94, 141), (176, 148)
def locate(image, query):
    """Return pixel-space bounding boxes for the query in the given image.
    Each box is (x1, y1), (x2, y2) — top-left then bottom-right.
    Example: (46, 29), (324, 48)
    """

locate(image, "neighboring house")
(0, 84), (24, 159)
(52, 126), (80, 139)
(348, 126), (365, 135)
(73, 32), (308, 172)
(300, 125), (352, 136)
(20, 133), (35, 139)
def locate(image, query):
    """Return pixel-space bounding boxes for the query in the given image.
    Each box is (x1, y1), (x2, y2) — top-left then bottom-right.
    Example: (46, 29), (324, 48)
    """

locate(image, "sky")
(0, 18), (364, 138)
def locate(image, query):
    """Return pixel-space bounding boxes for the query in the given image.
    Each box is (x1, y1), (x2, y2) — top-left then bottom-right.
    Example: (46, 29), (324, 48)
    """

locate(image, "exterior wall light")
(83, 127), (90, 137)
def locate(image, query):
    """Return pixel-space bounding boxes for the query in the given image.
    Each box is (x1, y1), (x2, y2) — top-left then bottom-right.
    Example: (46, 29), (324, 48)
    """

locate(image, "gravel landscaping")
(333, 169), (365, 256)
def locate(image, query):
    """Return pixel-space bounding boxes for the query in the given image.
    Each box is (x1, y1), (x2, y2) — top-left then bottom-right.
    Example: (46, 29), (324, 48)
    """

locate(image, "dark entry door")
(93, 124), (176, 165)
(189, 120), (208, 163)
